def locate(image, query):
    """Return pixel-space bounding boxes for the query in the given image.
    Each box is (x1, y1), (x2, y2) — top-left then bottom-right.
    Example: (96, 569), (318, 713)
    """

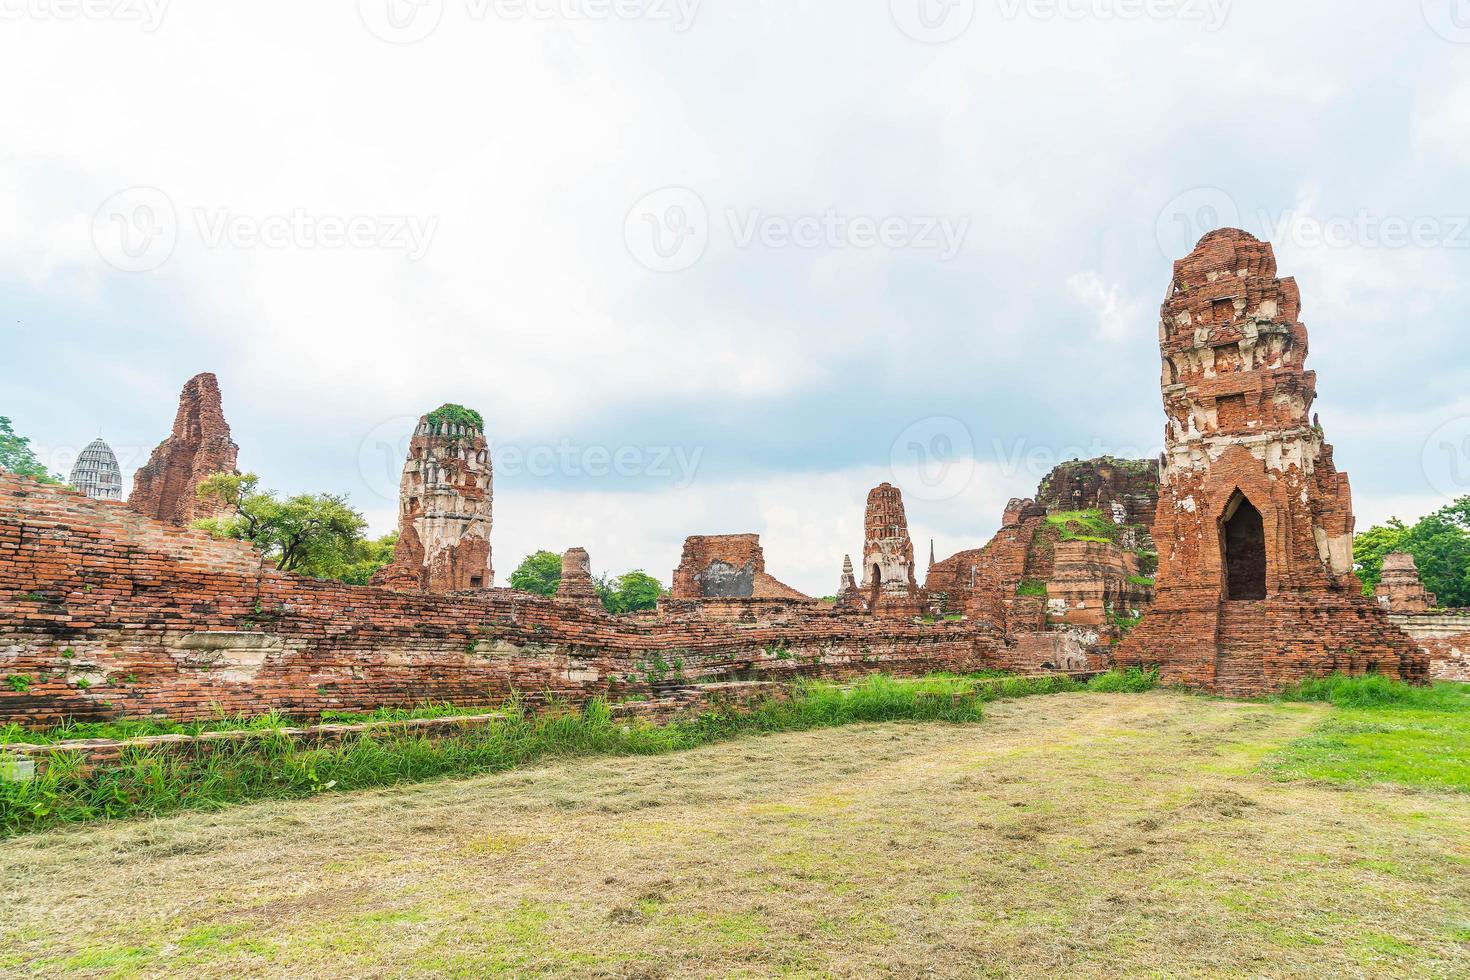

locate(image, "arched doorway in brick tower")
(1221, 492), (1267, 601)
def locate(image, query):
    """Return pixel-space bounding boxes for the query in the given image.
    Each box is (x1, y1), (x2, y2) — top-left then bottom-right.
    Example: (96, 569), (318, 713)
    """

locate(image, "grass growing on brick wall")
(1265, 675), (1470, 794)
(0, 677), (988, 836)
(1045, 509), (1119, 543)
(0, 702), (505, 747)
(0, 671), (1166, 836)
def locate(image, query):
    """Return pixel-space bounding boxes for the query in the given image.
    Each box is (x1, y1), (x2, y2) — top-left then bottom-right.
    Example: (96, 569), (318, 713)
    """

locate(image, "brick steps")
(1214, 601), (1266, 696)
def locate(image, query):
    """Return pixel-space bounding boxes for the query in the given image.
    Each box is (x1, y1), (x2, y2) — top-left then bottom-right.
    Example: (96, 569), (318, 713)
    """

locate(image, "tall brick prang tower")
(860, 483), (925, 618)
(373, 406), (493, 593)
(128, 372), (239, 525)
(1116, 229), (1425, 694)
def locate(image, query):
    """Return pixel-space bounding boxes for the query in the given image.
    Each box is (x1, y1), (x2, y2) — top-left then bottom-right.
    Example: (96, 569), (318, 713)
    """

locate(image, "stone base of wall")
(1388, 612), (1470, 682)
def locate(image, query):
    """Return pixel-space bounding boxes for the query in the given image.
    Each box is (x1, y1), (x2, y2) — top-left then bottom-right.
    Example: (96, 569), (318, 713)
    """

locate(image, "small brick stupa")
(555, 547), (606, 613)
(1115, 229), (1425, 694)
(1377, 553), (1437, 613)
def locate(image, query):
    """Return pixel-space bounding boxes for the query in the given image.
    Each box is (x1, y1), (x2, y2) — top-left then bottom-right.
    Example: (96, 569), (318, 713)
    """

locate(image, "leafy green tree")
(0, 416), (61, 484)
(193, 473), (379, 581)
(597, 570), (668, 614)
(509, 551), (563, 596)
(1353, 519), (1407, 596)
(1356, 497), (1470, 608)
(332, 532), (399, 586)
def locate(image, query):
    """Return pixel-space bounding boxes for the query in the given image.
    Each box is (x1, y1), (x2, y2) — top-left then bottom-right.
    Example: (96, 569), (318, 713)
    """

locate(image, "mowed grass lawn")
(3, 690), (1470, 978)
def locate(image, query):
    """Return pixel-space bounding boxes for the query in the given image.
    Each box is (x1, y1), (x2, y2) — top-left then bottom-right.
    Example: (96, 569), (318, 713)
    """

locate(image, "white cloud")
(1066, 271), (1144, 342)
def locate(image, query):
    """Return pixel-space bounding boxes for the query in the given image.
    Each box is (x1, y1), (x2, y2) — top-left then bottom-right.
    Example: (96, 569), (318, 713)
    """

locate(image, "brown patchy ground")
(3, 692), (1469, 978)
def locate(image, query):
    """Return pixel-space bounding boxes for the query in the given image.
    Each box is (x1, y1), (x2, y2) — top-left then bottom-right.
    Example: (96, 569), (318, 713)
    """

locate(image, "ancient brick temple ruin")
(1377, 553), (1437, 613)
(127, 372), (239, 525)
(0, 472), (991, 726)
(555, 547), (605, 613)
(373, 407), (494, 593)
(0, 229), (1452, 731)
(1375, 552), (1470, 682)
(926, 458), (1158, 671)
(669, 534), (808, 601)
(1115, 229), (1425, 694)
(861, 484), (926, 618)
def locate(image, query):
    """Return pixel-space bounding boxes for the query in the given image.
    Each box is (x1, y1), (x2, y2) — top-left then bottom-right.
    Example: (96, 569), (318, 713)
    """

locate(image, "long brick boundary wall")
(0, 476), (999, 728)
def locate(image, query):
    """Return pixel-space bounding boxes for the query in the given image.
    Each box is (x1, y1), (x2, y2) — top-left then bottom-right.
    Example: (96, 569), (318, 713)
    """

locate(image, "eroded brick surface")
(670, 534), (810, 601)
(126, 373), (239, 526)
(1377, 553), (1437, 614)
(1114, 229), (1426, 695)
(373, 412), (493, 593)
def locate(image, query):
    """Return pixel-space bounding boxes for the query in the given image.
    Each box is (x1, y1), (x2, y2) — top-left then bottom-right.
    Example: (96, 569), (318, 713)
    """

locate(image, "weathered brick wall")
(0, 475), (995, 728)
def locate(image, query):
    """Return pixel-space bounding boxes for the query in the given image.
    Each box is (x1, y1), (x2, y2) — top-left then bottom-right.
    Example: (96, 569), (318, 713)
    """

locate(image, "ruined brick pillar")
(1378, 553), (1437, 613)
(127, 373), (239, 525)
(372, 406), (493, 593)
(1116, 229), (1425, 694)
(860, 483), (925, 618)
(555, 547), (605, 612)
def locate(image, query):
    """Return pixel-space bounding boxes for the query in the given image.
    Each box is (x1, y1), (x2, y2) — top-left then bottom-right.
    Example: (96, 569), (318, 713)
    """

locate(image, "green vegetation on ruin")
(1016, 579), (1049, 597)
(1045, 508), (1121, 543)
(426, 403), (485, 432)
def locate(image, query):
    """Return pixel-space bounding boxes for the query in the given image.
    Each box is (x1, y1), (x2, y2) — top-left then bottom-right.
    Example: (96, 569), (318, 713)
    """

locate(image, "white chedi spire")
(69, 438), (123, 501)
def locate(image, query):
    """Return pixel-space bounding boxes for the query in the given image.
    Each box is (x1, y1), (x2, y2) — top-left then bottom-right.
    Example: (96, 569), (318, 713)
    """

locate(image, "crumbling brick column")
(1115, 229), (1426, 694)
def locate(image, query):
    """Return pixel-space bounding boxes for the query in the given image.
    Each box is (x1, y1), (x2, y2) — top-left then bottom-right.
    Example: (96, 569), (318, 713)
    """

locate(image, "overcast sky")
(3, 1), (1469, 595)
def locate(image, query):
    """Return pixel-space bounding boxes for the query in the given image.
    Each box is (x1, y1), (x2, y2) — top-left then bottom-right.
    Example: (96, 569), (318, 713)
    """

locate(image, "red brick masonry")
(0, 475), (1001, 728)
(1114, 230), (1425, 694)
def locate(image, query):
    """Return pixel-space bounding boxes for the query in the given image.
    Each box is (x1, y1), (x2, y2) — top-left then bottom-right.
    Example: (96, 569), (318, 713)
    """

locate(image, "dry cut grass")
(3, 691), (1469, 978)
